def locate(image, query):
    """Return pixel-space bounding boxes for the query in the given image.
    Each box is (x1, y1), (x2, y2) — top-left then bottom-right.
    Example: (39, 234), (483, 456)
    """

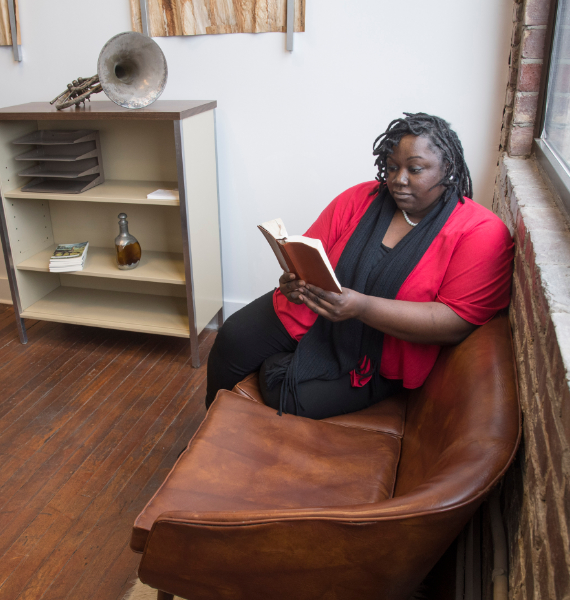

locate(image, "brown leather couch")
(131, 313), (520, 600)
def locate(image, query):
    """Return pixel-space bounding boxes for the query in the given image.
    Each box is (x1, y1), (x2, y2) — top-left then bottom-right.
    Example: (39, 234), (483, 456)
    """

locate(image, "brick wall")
(492, 155), (570, 599)
(500, 0), (549, 157)
(486, 0), (570, 597)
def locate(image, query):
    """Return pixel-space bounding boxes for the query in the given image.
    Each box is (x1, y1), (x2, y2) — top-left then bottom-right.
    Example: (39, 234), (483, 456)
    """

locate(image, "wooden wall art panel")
(0, 0), (20, 46)
(130, 0), (305, 37)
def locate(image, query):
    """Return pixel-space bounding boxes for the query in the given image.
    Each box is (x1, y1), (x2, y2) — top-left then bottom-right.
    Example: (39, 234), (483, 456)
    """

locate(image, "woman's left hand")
(299, 284), (366, 322)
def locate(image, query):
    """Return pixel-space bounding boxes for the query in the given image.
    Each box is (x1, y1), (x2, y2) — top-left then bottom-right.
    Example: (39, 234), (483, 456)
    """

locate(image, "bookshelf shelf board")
(4, 180), (180, 205)
(21, 287), (190, 337)
(17, 246), (186, 285)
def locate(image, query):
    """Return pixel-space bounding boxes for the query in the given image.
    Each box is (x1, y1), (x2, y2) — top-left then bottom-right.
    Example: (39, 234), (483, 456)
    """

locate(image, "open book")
(258, 218), (342, 294)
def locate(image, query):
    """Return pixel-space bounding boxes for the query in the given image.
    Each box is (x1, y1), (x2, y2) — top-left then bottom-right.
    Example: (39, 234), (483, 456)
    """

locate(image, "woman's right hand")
(279, 272), (306, 305)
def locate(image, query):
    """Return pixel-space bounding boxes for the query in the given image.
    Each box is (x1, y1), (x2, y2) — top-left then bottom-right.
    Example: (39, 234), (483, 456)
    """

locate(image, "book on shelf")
(258, 218), (342, 294)
(49, 242), (89, 272)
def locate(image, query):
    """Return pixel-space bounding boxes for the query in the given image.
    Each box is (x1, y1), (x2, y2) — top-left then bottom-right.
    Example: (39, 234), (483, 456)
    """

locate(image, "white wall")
(0, 0), (513, 312)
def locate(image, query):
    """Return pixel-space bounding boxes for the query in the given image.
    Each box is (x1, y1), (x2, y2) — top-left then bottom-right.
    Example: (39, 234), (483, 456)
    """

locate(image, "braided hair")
(372, 112), (473, 204)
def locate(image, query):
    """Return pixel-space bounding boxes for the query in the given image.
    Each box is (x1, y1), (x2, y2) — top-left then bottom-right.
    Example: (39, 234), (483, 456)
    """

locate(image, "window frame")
(532, 0), (570, 211)
(533, 0), (570, 212)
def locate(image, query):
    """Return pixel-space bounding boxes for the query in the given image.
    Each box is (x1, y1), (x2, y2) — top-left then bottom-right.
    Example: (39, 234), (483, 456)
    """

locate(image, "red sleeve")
(302, 200), (336, 254)
(436, 218), (514, 325)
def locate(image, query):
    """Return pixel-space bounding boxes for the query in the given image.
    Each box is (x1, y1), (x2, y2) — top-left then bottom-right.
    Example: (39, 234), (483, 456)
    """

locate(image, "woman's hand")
(299, 284), (366, 322)
(279, 272), (307, 305)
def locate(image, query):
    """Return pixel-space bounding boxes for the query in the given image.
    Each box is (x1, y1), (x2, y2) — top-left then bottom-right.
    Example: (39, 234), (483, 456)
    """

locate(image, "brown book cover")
(258, 218), (342, 294)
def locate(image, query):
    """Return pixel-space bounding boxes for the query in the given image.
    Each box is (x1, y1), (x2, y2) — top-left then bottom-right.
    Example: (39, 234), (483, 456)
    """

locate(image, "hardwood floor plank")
(109, 545), (140, 600)
(0, 330), (139, 457)
(0, 323), (81, 386)
(0, 334), (129, 489)
(0, 334), (179, 531)
(0, 337), (161, 600)
(0, 337), (148, 559)
(0, 326), (99, 423)
(41, 336), (213, 600)
(0, 320), (60, 367)
(29, 340), (213, 600)
(0, 306), (220, 600)
(55, 352), (213, 600)
(0, 335), (155, 524)
(0, 330), (123, 451)
(1, 337), (197, 596)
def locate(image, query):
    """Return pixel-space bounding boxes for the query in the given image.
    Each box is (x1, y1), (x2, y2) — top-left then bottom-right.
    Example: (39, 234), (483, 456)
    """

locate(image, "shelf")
(12, 129), (98, 145)
(17, 246), (186, 285)
(4, 180), (180, 205)
(21, 287), (190, 337)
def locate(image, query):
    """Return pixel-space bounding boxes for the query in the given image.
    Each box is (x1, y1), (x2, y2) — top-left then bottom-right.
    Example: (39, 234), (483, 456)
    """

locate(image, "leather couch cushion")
(132, 390), (404, 553)
(233, 373), (407, 437)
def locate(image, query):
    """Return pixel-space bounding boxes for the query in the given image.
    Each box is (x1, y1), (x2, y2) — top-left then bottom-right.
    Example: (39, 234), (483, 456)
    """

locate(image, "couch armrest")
(138, 493), (481, 600)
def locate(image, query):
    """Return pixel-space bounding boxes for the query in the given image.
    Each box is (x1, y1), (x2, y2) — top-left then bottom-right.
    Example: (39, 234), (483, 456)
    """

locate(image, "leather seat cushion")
(132, 390), (403, 553)
(233, 372), (407, 437)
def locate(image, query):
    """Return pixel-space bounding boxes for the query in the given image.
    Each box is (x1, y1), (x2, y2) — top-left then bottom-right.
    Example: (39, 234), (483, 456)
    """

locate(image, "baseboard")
(203, 300), (247, 330)
(0, 278), (12, 304)
(223, 300), (247, 320)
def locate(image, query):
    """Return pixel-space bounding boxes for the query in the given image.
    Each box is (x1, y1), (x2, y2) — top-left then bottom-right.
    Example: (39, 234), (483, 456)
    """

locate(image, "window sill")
(495, 153), (570, 416)
(534, 138), (570, 220)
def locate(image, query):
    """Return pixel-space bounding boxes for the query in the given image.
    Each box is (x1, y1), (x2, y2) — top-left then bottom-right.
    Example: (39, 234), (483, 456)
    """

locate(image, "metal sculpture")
(50, 32), (167, 111)
(50, 76), (102, 110)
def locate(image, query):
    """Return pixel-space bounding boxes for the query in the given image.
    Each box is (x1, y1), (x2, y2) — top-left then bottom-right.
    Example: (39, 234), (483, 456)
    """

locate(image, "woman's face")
(386, 134), (447, 219)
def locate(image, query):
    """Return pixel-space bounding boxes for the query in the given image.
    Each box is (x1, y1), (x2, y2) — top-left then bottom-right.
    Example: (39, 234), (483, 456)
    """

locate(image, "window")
(536, 0), (570, 211)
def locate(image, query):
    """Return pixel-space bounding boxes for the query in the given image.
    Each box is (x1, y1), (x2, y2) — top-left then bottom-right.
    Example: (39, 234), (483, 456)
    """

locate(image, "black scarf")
(266, 187), (459, 415)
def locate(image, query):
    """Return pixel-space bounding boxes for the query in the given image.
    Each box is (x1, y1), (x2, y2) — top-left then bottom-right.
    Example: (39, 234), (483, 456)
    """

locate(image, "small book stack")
(49, 242), (89, 273)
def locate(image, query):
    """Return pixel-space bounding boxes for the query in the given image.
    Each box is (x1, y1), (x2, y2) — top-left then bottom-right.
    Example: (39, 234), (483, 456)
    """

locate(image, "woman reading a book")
(206, 113), (513, 419)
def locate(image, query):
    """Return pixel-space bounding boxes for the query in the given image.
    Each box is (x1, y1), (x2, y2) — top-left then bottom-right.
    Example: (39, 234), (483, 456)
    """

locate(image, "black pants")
(206, 291), (402, 419)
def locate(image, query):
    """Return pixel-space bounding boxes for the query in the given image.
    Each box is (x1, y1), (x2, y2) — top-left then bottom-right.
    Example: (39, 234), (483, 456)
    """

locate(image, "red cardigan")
(273, 181), (514, 389)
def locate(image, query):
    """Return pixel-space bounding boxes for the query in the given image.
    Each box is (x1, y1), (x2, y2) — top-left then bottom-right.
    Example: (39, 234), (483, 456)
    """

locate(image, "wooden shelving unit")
(0, 101), (223, 367)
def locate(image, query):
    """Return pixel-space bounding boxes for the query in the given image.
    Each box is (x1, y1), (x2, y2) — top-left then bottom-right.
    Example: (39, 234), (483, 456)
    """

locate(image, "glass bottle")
(115, 213), (141, 270)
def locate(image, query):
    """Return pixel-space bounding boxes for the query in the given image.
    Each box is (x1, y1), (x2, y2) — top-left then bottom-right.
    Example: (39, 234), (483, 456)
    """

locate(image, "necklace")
(402, 209), (418, 227)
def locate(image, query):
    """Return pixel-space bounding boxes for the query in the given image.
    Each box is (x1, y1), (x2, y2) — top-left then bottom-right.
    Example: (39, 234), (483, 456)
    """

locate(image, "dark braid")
(372, 112), (473, 204)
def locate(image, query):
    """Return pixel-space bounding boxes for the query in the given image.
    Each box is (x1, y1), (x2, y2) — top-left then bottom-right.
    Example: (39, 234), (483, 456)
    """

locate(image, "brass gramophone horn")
(51, 32), (168, 110)
(98, 31), (168, 109)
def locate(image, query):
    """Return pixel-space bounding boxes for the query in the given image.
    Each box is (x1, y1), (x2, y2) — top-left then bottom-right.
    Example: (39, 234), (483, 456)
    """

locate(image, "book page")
(257, 223), (289, 271)
(259, 218), (288, 240)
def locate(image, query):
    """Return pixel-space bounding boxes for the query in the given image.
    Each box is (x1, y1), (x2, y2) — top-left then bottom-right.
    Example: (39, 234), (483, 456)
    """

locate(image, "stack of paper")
(146, 189), (179, 201)
(49, 242), (89, 272)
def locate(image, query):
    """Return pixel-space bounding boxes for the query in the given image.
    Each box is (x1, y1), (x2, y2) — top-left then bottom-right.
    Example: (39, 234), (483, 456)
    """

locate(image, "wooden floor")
(0, 304), (214, 600)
